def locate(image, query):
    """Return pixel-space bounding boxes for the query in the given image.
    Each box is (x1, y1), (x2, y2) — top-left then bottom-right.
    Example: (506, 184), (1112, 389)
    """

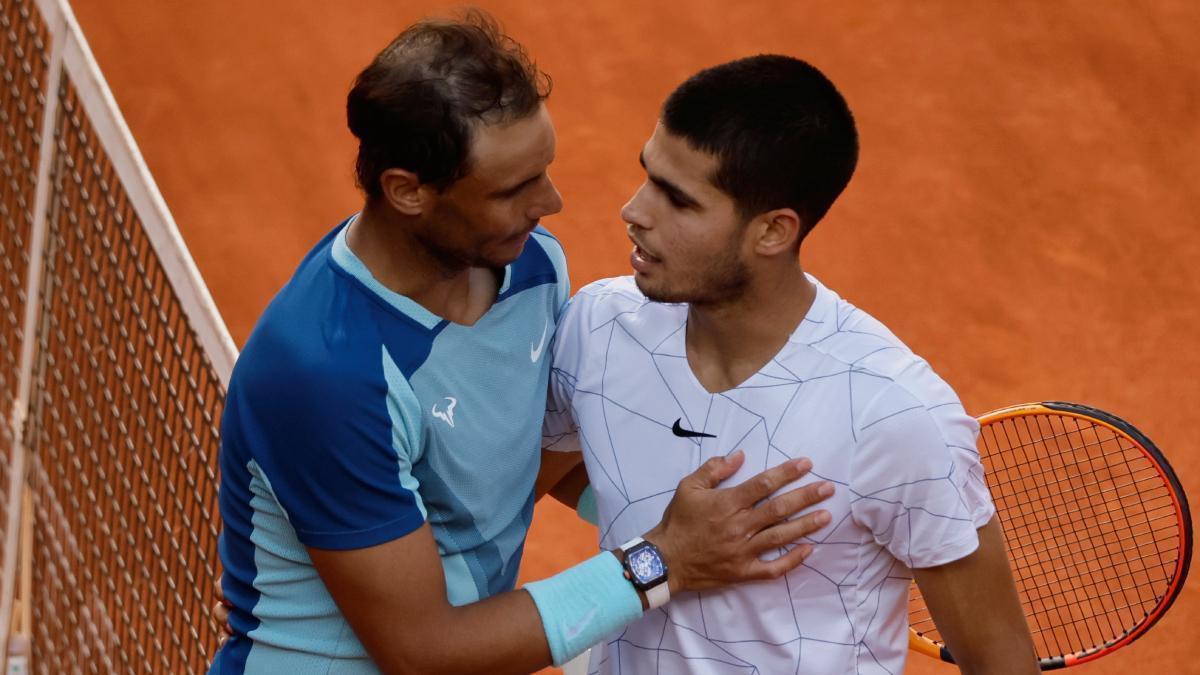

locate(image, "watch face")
(628, 547), (665, 584)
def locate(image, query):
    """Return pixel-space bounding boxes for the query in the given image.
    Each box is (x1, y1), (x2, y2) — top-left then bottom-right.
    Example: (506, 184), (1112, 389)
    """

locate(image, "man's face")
(422, 104), (563, 268)
(622, 124), (750, 305)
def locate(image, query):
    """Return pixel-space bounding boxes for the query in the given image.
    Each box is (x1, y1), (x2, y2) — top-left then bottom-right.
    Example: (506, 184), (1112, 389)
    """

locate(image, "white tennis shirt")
(543, 275), (995, 674)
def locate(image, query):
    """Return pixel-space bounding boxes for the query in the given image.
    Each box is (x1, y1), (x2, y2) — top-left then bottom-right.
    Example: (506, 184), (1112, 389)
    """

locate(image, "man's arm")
(911, 516), (1037, 675)
(549, 461), (589, 509)
(310, 524), (550, 674)
(311, 451), (832, 674)
(535, 448), (584, 503)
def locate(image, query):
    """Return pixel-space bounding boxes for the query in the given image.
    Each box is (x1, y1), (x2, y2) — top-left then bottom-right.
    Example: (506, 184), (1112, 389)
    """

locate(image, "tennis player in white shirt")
(540, 55), (1037, 675)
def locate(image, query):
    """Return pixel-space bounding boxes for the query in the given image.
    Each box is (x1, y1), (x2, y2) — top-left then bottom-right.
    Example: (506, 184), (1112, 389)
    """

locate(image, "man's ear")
(378, 168), (431, 216)
(753, 208), (804, 256)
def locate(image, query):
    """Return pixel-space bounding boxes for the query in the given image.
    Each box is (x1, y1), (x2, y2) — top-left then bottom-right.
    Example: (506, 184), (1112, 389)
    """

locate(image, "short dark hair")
(662, 55), (858, 239)
(346, 9), (551, 196)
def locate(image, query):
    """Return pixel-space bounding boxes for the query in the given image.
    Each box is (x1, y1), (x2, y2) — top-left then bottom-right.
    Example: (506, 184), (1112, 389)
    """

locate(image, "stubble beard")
(419, 201), (500, 273)
(637, 247), (751, 306)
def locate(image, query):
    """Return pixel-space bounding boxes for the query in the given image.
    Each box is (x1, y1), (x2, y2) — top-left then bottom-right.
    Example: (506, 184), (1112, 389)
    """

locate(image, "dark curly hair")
(346, 9), (552, 197)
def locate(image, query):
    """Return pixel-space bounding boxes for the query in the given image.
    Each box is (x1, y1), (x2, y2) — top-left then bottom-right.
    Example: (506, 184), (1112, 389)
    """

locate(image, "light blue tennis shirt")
(211, 216), (569, 673)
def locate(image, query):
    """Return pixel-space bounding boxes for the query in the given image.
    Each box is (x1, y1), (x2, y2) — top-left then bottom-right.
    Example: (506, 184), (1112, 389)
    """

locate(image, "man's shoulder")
(786, 283), (966, 418)
(562, 276), (682, 332)
(576, 275), (646, 304)
(232, 273), (398, 421)
(791, 284), (918, 378)
(501, 226), (562, 293)
(232, 329), (389, 420)
(791, 296), (976, 460)
(529, 225), (566, 265)
(552, 276), (687, 369)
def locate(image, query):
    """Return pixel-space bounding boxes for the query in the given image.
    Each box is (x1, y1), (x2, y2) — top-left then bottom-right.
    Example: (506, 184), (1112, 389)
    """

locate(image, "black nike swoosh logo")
(672, 418), (716, 439)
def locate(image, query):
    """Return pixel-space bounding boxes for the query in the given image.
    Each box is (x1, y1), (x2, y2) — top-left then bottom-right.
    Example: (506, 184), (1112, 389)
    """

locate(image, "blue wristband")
(576, 485), (598, 526)
(523, 552), (642, 665)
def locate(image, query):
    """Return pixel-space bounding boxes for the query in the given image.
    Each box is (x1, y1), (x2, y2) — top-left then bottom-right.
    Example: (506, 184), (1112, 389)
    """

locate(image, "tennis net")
(0, 0), (237, 671)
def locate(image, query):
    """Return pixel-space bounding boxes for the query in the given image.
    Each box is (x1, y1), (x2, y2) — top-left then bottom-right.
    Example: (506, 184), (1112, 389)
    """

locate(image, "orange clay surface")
(72, 1), (1199, 673)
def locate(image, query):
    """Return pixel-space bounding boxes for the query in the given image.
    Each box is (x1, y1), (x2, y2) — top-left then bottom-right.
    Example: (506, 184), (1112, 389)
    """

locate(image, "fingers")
(727, 457), (814, 507)
(655, 455), (832, 593)
(746, 508), (832, 554)
(213, 602), (234, 638)
(744, 479), (834, 533)
(681, 450), (745, 490)
(742, 542), (815, 581)
(214, 578), (235, 649)
(215, 576), (231, 647)
(215, 599), (229, 647)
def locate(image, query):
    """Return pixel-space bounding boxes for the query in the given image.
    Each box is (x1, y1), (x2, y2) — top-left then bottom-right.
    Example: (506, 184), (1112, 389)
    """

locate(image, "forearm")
(345, 551), (639, 674)
(316, 454), (833, 673)
(311, 527), (558, 675)
(392, 588), (551, 675)
(949, 637), (1038, 675)
(419, 552), (644, 674)
(914, 517), (1037, 675)
(934, 591), (1037, 675)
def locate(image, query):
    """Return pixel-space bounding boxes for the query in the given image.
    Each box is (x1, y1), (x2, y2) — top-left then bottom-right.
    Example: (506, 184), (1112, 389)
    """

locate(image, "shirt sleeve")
(241, 346), (427, 551)
(849, 381), (995, 569)
(533, 227), (571, 320)
(543, 294), (583, 454)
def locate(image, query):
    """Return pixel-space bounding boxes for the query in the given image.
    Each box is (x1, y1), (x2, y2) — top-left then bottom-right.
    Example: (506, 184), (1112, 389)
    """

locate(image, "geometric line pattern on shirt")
(558, 280), (991, 674)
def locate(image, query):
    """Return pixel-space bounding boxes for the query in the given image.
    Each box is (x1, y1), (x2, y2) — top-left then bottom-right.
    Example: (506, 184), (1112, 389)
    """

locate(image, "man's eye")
(666, 193), (688, 208)
(501, 174), (545, 199)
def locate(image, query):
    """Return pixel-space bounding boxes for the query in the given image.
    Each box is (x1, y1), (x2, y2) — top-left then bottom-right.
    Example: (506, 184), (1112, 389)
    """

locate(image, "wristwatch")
(619, 537), (670, 610)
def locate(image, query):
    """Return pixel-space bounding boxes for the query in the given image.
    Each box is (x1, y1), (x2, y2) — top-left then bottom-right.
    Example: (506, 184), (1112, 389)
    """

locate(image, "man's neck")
(347, 203), (498, 326)
(685, 265), (816, 393)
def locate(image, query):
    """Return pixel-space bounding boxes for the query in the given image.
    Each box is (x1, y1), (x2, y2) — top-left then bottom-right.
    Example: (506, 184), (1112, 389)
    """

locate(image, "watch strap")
(644, 581), (670, 610)
(619, 536), (645, 553)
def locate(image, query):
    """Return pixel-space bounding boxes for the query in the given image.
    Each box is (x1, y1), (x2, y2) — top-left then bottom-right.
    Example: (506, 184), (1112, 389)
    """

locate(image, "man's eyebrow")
(639, 151), (701, 208)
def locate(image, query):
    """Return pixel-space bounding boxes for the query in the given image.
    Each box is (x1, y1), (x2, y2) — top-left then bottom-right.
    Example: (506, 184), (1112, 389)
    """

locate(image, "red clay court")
(5, 0), (1198, 672)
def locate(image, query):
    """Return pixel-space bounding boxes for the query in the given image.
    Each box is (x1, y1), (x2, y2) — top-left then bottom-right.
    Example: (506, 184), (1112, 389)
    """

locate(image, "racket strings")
(1002, 413), (1174, 656)
(984, 416), (1132, 655)
(986, 437), (1166, 504)
(1012, 413), (1171, 648)
(908, 412), (1183, 661)
(1003, 415), (1111, 655)
(1006, 514), (1178, 572)
(1004, 417), (1174, 572)
(1011, 534), (1176, 601)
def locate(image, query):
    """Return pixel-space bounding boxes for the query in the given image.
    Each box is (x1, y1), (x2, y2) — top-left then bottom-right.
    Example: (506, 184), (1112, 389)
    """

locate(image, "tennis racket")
(907, 401), (1192, 670)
